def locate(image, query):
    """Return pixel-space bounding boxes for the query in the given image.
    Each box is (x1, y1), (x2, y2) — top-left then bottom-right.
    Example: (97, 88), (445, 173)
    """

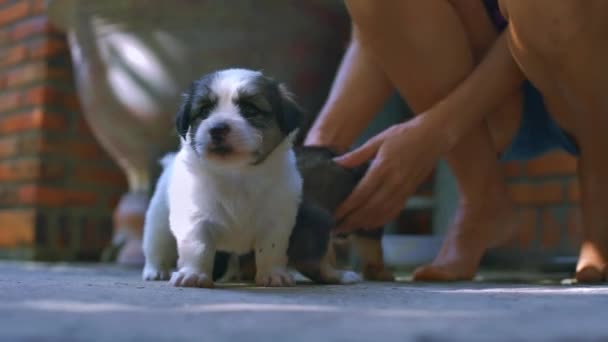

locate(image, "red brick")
(10, 15), (52, 40)
(79, 218), (99, 251)
(73, 167), (127, 188)
(518, 208), (537, 249)
(66, 141), (107, 160)
(107, 192), (123, 209)
(524, 152), (578, 177)
(0, 186), (19, 205)
(46, 67), (71, 81)
(23, 85), (61, 105)
(38, 160), (66, 180)
(6, 62), (70, 87)
(51, 140), (105, 160)
(566, 207), (582, 247)
(0, 109), (67, 134)
(5, 62), (46, 87)
(540, 209), (561, 249)
(0, 92), (21, 113)
(29, 38), (68, 59)
(0, 2), (30, 26)
(63, 94), (81, 112)
(567, 180), (580, 202)
(508, 181), (565, 205)
(0, 45), (27, 67)
(0, 28), (9, 45)
(22, 86), (48, 105)
(13, 134), (42, 155)
(0, 136), (17, 158)
(0, 159), (64, 181)
(31, 0), (47, 14)
(61, 189), (98, 207)
(0, 208), (35, 247)
(17, 135), (105, 160)
(0, 158), (39, 181)
(503, 161), (522, 178)
(18, 185), (97, 207)
(76, 116), (93, 135)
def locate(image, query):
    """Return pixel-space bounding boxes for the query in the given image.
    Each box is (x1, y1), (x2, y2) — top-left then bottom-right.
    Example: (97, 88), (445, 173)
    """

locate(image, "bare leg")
(304, 27), (394, 152)
(577, 147), (608, 282)
(344, 0), (521, 281)
(500, 0), (608, 282)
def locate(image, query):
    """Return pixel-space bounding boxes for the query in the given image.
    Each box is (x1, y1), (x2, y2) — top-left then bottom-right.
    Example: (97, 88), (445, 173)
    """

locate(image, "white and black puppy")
(144, 68), (361, 287)
(149, 69), (302, 288)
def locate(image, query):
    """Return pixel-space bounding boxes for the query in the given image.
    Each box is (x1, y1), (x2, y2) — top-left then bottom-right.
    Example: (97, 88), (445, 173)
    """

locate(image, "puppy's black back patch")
(287, 201), (332, 263)
(295, 146), (383, 237)
(295, 146), (367, 212)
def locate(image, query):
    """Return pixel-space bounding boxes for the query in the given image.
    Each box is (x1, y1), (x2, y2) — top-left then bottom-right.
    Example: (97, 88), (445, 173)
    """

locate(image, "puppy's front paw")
(255, 268), (294, 287)
(142, 265), (171, 281)
(170, 269), (213, 288)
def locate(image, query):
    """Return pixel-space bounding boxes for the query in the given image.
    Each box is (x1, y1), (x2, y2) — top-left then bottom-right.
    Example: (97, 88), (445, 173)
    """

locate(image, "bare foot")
(413, 196), (517, 281)
(576, 241), (607, 283)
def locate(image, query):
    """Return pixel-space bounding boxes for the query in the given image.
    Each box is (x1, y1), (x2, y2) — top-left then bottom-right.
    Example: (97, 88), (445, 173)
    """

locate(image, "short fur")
(211, 146), (393, 282)
(142, 69), (360, 287)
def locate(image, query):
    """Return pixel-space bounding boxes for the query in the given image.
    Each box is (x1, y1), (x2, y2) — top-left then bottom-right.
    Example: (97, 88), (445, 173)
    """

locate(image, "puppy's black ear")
(277, 84), (303, 135)
(175, 82), (196, 139)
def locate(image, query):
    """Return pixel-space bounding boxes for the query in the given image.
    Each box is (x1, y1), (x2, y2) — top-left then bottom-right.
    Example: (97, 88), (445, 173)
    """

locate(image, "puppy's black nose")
(209, 122), (230, 142)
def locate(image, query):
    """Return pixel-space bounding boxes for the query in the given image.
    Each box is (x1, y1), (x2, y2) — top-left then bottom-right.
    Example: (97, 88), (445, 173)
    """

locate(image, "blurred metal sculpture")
(48, 0), (349, 265)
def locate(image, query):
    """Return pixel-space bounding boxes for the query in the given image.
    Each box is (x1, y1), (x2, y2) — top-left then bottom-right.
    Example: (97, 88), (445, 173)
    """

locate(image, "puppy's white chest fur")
(168, 136), (302, 255)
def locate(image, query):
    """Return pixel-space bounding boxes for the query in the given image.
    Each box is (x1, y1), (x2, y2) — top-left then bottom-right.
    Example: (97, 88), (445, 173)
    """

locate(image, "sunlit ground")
(1, 261), (606, 341)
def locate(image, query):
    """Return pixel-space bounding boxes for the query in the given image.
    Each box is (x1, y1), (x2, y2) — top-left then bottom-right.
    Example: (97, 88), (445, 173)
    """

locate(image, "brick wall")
(499, 151), (581, 261)
(0, 0), (127, 260)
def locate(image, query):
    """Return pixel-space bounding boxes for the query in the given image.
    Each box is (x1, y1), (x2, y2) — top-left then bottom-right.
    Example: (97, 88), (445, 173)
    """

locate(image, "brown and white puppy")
(142, 68), (360, 287)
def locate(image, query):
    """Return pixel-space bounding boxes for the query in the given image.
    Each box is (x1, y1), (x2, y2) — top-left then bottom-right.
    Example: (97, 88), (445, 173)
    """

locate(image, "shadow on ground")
(1, 262), (606, 342)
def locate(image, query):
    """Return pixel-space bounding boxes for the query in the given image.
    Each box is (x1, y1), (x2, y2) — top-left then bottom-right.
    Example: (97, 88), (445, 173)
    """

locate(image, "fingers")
(334, 134), (383, 168)
(334, 180), (404, 233)
(334, 157), (385, 221)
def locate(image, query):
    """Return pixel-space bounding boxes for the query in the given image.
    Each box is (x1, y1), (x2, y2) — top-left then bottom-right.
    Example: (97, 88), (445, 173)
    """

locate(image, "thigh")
(450, 0), (523, 152)
(346, 0), (522, 151)
(499, 0), (608, 139)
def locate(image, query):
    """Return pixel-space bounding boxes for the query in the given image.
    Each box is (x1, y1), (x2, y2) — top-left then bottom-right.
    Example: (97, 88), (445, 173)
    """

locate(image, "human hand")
(333, 115), (444, 233)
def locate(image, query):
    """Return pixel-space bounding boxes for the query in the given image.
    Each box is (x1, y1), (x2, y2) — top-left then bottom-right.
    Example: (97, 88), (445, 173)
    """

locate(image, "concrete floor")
(1, 261), (607, 342)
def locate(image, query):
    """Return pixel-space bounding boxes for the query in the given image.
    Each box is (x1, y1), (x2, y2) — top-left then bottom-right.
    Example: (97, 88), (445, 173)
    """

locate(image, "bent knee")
(345, 0), (454, 31)
(500, 0), (605, 49)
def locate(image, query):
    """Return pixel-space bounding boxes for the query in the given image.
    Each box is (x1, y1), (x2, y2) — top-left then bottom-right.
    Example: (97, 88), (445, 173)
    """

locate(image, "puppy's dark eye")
(197, 102), (215, 118)
(239, 102), (262, 118)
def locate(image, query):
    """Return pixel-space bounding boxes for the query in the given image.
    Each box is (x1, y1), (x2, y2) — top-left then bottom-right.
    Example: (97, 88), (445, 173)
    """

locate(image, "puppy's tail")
(158, 152), (177, 169)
